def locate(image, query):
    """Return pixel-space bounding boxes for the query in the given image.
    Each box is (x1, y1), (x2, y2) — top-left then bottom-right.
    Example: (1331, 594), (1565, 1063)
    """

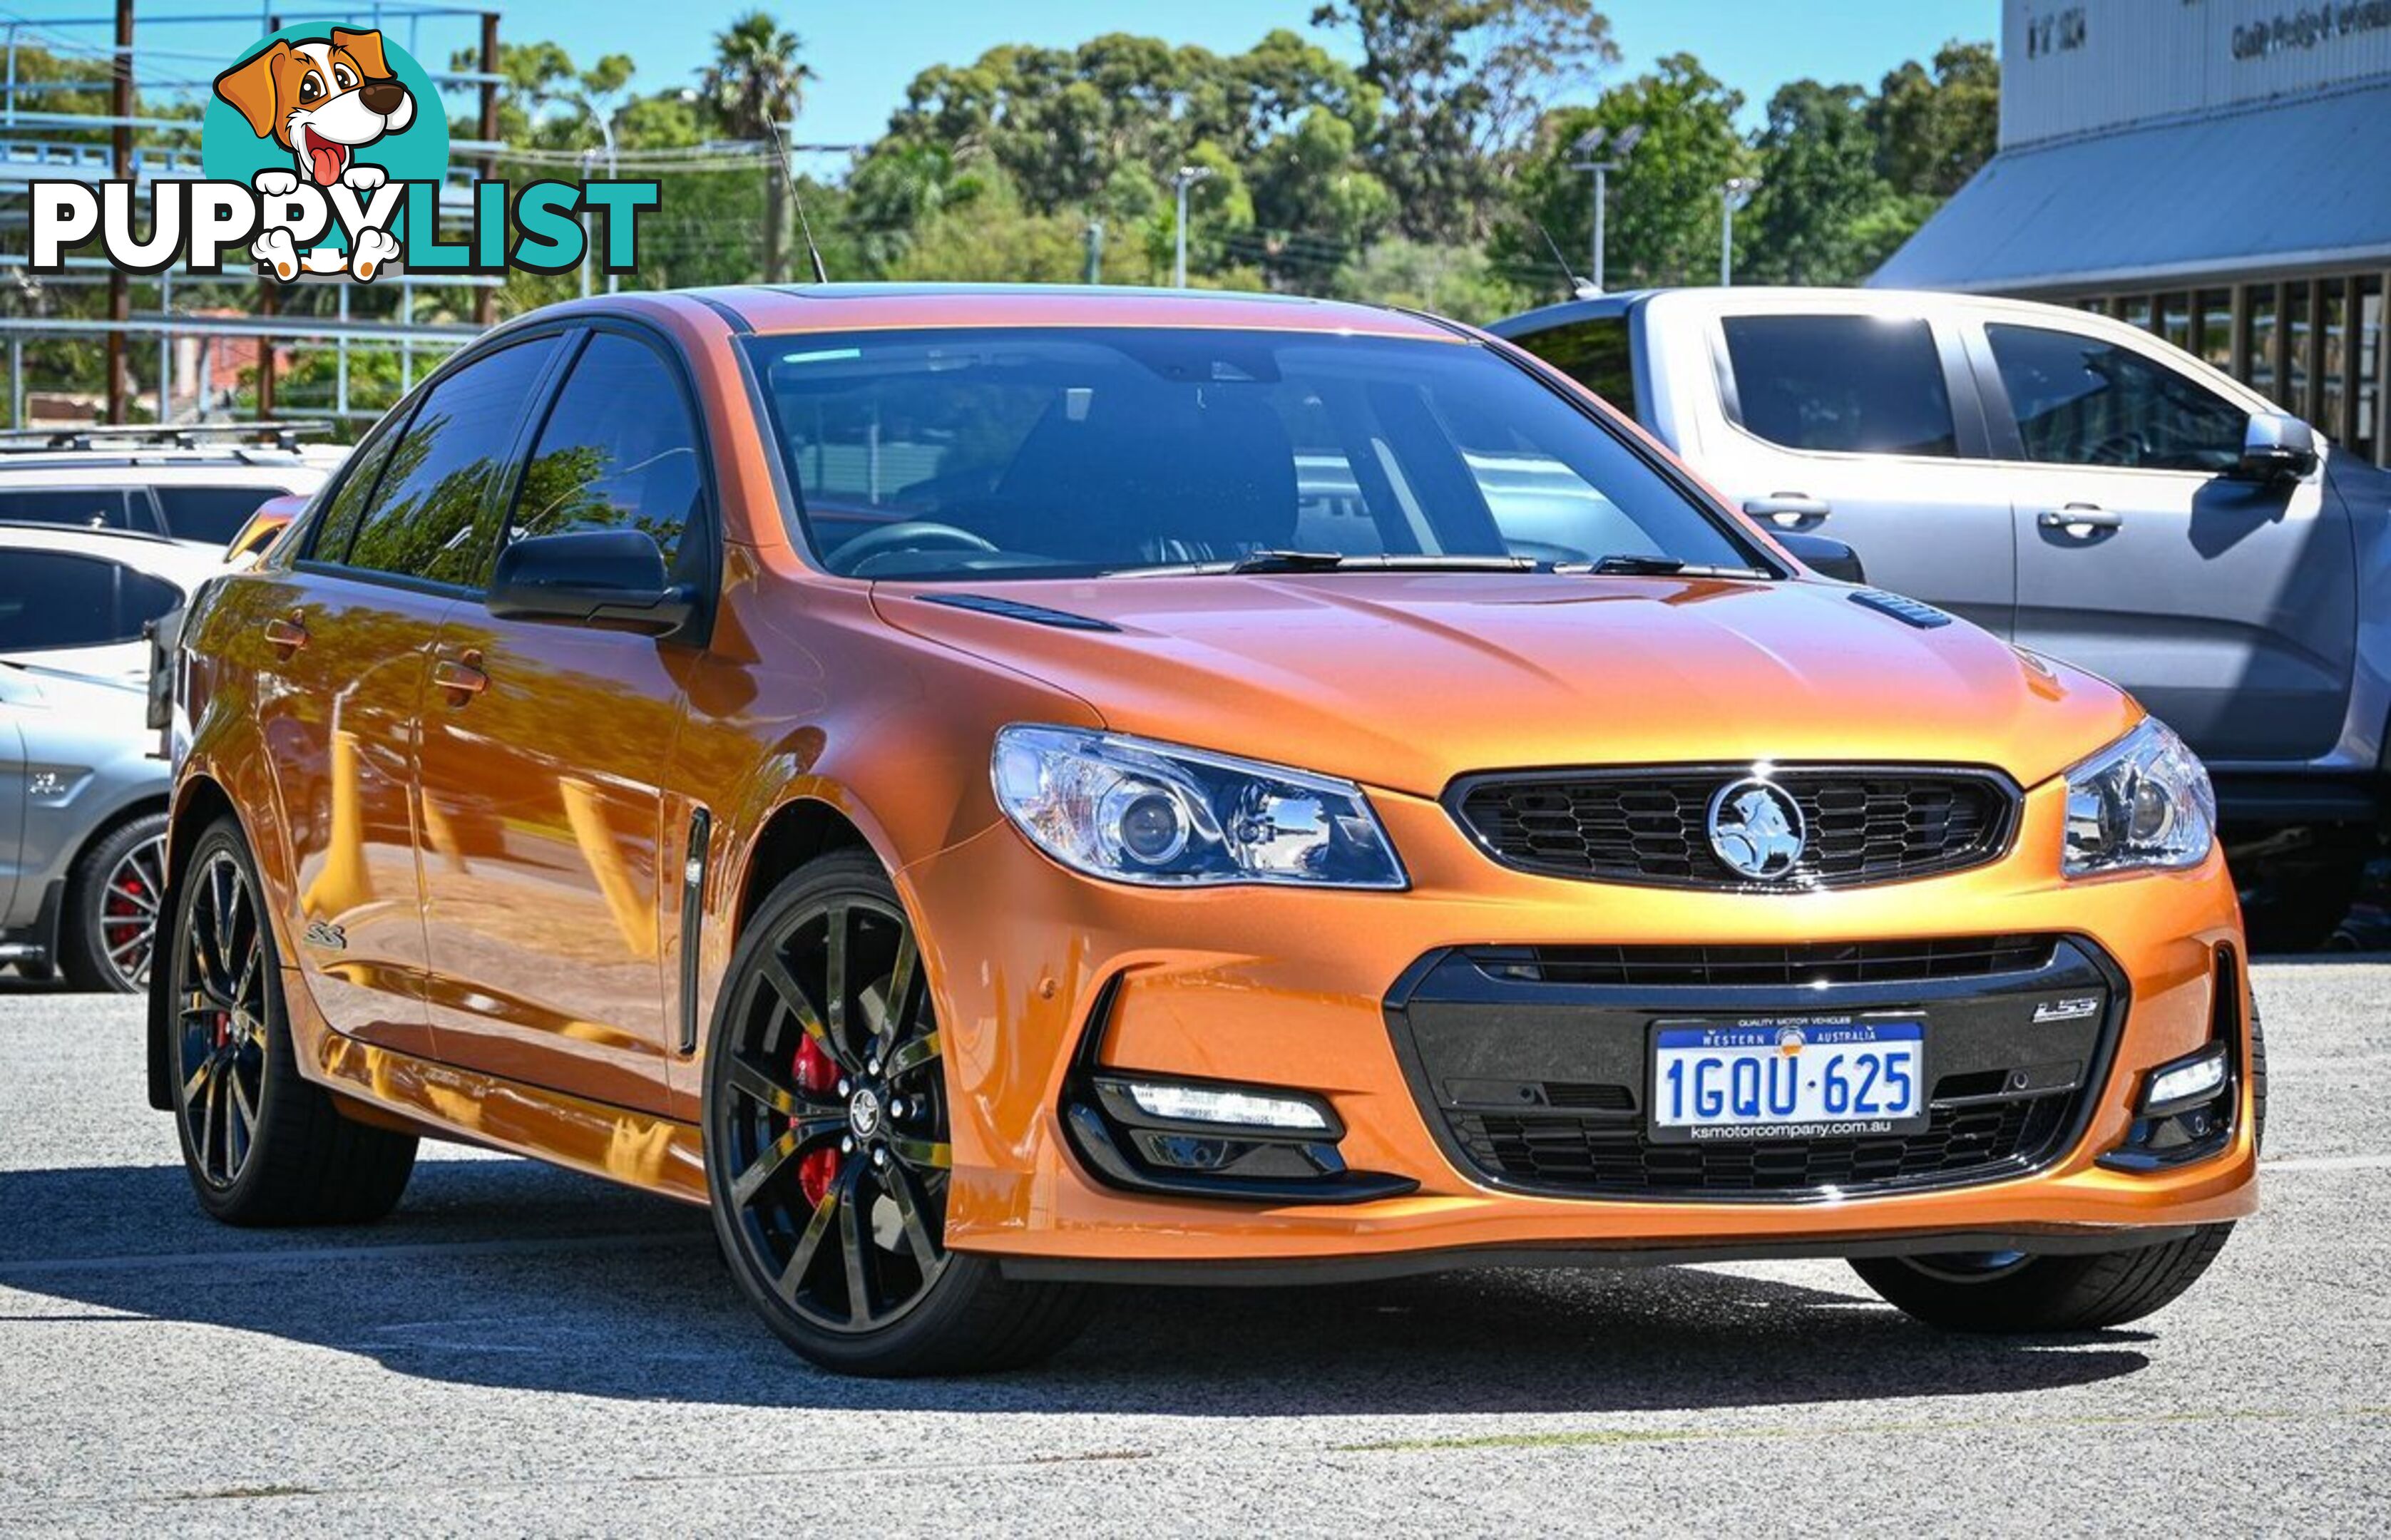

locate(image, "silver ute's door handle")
(1742, 494), (1831, 530)
(2038, 504), (2124, 538)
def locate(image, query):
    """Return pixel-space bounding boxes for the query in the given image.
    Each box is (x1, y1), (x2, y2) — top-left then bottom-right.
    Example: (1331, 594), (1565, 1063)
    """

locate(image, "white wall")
(2003, 0), (2391, 147)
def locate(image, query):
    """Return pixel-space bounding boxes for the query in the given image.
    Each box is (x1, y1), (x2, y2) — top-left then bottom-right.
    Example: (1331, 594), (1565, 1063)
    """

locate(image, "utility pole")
(106, 0), (131, 423)
(474, 11), (500, 327)
(1171, 165), (1213, 289)
(1566, 124), (1642, 294)
(1720, 176), (1761, 287)
(1084, 218), (1105, 284)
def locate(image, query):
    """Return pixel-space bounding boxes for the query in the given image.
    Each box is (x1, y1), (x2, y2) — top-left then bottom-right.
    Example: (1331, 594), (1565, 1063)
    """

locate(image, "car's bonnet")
(874, 573), (2141, 798)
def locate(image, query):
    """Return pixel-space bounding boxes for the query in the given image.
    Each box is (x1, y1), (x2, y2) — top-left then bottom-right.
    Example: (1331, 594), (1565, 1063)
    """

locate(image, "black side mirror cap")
(2231, 411), (2320, 482)
(1777, 530), (1865, 585)
(486, 528), (695, 637)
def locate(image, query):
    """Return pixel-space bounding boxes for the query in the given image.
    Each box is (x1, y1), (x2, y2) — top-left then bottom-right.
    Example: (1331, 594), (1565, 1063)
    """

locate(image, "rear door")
(414, 327), (711, 1112)
(1968, 314), (2352, 762)
(0, 548), (183, 683)
(257, 335), (564, 1057)
(1694, 304), (2016, 635)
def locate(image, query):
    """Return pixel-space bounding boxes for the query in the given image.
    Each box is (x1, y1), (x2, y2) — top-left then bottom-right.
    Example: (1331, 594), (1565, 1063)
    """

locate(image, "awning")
(1870, 80), (2391, 294)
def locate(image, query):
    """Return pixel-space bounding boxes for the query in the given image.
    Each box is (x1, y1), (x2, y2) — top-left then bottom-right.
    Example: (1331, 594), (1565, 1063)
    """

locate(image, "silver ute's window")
(745, 328), (1759, 580)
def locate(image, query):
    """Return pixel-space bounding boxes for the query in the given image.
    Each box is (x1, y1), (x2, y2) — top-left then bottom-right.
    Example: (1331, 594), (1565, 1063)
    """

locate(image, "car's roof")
(645, 283), (1466, 342)
(0, 521), (228, 588)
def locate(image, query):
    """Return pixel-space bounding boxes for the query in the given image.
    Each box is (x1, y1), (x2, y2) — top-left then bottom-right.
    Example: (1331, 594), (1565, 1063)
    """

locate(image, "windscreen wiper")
(1584, 553), (1772, 579)
(1222, 550), (1540, 575)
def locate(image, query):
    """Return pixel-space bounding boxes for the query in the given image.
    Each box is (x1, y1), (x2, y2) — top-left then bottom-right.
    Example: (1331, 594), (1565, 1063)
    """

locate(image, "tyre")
(1851, 1225), (2234, 1333)
(166, 816), (418, 1226)
(58, 811), (169, 993)
(704, 849), (1095, 1375)
(2237, 843), (2365, 953)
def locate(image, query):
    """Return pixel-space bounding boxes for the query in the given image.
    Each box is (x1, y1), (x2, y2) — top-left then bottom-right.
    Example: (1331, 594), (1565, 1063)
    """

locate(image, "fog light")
(1121, 1079), (1331, 1131)
(2141, 1042), (2228, 1118)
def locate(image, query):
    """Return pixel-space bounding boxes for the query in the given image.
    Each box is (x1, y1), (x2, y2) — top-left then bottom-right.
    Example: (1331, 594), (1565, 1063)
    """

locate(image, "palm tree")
(702, 12), (817, 282)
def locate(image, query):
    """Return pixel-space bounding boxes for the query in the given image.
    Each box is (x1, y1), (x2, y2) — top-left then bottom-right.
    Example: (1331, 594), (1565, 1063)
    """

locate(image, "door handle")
(2038, 504), (2124, 538)
(262, 615), (308, 654)
(1742, 494), (1831, 529)
(432, 654), (487, 700)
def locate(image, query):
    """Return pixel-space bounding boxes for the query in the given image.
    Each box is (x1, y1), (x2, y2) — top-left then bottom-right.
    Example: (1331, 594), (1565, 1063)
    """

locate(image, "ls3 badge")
(2033, 997), (2100, 1023)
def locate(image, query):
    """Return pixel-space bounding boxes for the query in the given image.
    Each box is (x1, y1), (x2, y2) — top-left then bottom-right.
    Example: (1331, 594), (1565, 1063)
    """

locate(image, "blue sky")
(83, 0), (1995, 155)
(568, 0), (1997, 151)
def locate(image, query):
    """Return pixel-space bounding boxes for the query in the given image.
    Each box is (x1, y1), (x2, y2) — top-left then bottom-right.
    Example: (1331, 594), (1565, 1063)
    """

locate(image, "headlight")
(2062, 718), (2216, 877)
(991, 726), (1406, 889)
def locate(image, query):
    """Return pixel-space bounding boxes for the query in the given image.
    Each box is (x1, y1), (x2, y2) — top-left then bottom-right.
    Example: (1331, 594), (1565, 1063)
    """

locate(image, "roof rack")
(0, 519), (178, 546)
(0, 421), (332, 455)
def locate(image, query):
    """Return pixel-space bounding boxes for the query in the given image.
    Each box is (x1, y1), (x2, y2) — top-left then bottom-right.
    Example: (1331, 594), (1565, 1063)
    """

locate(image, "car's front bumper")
(899, 775), (2257, 1272)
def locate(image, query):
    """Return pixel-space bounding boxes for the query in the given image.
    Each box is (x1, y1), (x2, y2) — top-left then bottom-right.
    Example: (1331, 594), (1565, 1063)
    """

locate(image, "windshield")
(744, 327), (1768, 582)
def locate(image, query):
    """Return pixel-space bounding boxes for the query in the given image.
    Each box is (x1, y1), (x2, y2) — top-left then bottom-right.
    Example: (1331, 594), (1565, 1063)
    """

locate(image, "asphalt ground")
(0, 964), (2385, 1536)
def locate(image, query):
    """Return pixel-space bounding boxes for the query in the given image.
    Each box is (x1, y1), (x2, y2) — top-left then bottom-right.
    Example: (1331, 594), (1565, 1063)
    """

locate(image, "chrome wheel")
(173, 850), (268, 1190)
(713, 890), (951, 1335)
(98, 832), (167, 990)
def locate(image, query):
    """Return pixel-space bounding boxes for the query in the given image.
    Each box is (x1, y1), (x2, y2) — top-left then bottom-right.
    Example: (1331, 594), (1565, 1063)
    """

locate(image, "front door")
(1702, 309), (2016, 636)
(1973, 318), (2353, 763)
(256, 333), (565, 1056)
(415, 329), (711, 1113)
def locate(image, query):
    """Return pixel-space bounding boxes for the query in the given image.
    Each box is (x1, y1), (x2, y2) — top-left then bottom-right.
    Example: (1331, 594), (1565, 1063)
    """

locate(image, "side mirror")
(486, 528), (695, 637)
(1777, 530), (1865, 585)
(2233, 412), (2319, 482)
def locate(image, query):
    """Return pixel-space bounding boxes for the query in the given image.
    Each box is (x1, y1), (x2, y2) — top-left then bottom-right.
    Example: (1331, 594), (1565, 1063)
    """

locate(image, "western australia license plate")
(1649, 1017), (1928, 1143)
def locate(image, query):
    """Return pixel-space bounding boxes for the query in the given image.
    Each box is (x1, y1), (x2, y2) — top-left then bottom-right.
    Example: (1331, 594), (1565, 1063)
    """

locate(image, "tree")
(1739, 80), (1905, 287)
(702, 13), (818, 282)
(1497, 53), (1751, 292)
(1870, 40), (1999, 197)
(1311, 0), (1617, 243)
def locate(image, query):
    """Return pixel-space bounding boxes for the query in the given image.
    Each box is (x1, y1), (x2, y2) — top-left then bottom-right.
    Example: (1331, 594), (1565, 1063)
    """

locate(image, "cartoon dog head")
(213, 29), (416, 188)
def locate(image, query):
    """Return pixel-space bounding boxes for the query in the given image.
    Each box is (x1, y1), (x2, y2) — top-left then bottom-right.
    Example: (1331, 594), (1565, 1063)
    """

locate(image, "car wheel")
(1850, 1225), (2234, 1333)
(167, 816), (418, 1226)
(58, 811), (169, 993)
(2237, 843), (2365, 953)
(704, 849), (1095, 1375)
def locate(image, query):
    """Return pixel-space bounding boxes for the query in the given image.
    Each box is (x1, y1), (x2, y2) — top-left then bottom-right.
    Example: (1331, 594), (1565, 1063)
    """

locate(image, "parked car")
(153, 287), (2255, 1376)
(223, 492), (309, 569)
(0, 659), (168, 991)
(0, 524), (227, 685)
(0, 424), (339, 554)
(1493, 287), (2391, 948)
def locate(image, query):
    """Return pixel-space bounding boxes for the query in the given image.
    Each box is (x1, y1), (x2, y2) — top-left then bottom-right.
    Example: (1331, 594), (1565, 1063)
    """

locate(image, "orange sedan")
(150, 286), (2258, 1375)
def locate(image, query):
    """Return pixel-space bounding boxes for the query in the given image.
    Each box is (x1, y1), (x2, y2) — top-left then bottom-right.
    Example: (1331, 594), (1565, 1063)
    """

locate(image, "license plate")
(1649, 1017), (1928, 1143)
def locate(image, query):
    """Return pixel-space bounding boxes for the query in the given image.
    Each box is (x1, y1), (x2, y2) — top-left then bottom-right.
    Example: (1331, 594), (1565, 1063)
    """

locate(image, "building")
(1873, 0), (2391, 466)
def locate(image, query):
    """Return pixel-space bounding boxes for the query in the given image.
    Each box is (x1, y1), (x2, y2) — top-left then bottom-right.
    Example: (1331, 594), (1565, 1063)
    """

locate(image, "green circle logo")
(202, 24), (447, 188)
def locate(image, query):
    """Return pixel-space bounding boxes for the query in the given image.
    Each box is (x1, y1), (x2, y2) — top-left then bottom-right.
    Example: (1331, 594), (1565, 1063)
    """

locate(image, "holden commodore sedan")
(151, 285), (2258, 1375)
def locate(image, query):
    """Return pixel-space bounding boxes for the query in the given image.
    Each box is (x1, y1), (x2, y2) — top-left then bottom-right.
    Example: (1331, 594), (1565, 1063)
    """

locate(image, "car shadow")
(0, 1158), (2152, 1416)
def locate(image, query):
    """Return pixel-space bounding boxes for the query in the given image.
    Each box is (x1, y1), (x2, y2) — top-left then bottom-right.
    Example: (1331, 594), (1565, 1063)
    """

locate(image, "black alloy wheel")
(175, 846), (270, 1191)
(705, 851), (1092, 1375)
(165, 817), (417, 1225)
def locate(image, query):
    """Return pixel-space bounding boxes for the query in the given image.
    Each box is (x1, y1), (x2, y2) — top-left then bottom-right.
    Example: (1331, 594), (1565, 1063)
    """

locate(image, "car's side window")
(1985, 324), (2248, 473)
(152, 486), (282, 546)
(1719, 314), (1958, 458)
(1520, 317), (1639, 421)
(334, 337), (558, 587)
(0, 488), (140, 532)
(507, 333), (705, 573)
(0, 552), (178, 650)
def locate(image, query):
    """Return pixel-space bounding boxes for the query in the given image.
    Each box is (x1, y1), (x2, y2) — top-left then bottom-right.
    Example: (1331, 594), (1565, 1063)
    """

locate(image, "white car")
(0, 524), (226, 685)
(0, 430), (340, 554)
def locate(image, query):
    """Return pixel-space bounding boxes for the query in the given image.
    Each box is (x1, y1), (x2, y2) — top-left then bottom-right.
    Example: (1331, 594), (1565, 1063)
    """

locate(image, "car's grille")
(1473, 935), (2060, 988)
(1449, 766), (2017, 889)
(1450, 1085), (2069, 1196)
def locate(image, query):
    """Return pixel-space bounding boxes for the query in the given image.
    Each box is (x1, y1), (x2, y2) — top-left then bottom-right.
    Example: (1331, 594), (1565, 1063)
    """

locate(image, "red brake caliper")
(793, 1035), (842, 1206)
